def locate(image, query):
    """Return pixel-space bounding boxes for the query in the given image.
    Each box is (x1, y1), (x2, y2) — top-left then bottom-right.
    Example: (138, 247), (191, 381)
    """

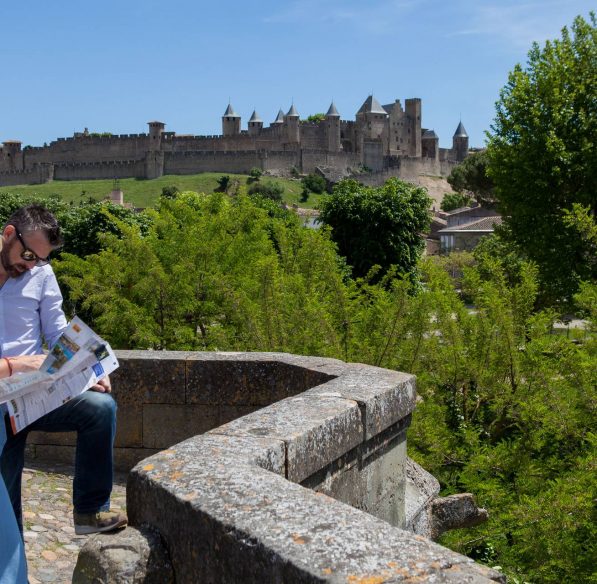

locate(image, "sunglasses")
(14, 229), (51, 266)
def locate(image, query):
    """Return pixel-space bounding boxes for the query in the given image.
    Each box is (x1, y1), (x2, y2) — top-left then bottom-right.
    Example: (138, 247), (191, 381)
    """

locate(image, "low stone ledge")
(302, 363), (417, 439)
(209, 394), (363, 482)
(128, 434), (504, 583)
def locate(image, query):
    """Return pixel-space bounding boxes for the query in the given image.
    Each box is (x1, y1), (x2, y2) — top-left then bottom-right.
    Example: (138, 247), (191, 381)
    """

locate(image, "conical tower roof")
(286, 104), (299, 117)
(249, 110), (262, 123)
(223, 104), (239, 118)
(326, 102), (340, 117)
(273, 109), (285, 124)
(453, 121), (468, 138)
(357, 95), (387, 115)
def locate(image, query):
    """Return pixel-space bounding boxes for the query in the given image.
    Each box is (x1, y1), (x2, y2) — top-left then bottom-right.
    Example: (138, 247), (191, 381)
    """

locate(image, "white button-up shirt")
(0, 265), (67, 357)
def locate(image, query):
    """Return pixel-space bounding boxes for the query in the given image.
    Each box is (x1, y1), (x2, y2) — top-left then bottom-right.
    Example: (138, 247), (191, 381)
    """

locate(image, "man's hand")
(91, 375), (112, 393)
(9, 355), (46, 374)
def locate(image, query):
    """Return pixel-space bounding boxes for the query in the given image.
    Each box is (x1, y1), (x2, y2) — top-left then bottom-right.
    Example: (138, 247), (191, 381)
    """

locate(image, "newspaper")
(0, 317), (119, 433)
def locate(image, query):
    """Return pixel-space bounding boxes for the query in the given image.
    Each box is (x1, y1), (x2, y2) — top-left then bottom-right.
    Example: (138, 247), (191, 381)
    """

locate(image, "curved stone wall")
(29, 351), (503, 582)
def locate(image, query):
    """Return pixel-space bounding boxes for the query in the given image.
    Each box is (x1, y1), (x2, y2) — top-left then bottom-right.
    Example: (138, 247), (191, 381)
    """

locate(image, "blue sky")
(1, 1), (593, 149)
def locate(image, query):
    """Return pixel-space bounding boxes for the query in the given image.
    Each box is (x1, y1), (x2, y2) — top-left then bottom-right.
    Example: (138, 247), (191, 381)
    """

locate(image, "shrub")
(248, 180), (284, 201)
(441, 192), (473, 212)
(301, 173), (326, 194)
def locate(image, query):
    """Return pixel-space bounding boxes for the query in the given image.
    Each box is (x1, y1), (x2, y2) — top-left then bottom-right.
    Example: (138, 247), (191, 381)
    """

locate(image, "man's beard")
(1, 239), (28, 278)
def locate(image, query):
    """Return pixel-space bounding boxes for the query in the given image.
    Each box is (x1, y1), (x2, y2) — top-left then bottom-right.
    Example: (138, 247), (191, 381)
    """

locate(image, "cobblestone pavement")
(20, 462), (127, 584)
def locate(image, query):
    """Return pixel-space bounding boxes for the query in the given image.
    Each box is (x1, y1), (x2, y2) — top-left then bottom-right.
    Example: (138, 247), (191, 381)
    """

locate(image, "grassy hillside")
(0, 173), (328, 209)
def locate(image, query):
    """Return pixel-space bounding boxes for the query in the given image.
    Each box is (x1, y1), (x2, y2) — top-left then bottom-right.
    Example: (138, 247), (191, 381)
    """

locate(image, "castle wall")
(2, 96), (466, 186)
(163, 150), (299, 175)
(53, 160), (145, 181)
(0, 163), (54, 187)
(298, 123), (327, 150)
(24, 135), (150, 166)
(301, 150), (358, 174)
(363, 141), (384, 172)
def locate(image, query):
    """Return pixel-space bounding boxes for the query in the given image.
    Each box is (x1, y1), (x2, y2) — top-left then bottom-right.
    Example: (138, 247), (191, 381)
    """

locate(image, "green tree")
(160, 185), (180, 199)
(215, 175), (230, 193)
(440, 191), (473, 212)
(301, 173), (327, 194)
(306, 113), (325, 123)
(247, 167), (263, 184)
(447, 151), (495, 207)
(486, 13), (597, 306)
(55, 192), (348, 354)
(247, 180), (284, 201)
(318, 178), (431, 279)
(0, 192), (150, 258)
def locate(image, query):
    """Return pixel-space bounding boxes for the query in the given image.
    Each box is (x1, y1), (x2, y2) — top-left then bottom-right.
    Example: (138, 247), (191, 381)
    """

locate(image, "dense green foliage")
(440, 191), (473, 212)
(0, 192), (150, 258)
(50, 192), (595, 582)
(487, 14), (597, 306)
(318, 178), (431, 279)
(306, 113), (326, 123)
(247, 180), (285, 201)
(301, 173), (327, 194)
(55, 192), (348, 352)
(447, 151), (495, 207)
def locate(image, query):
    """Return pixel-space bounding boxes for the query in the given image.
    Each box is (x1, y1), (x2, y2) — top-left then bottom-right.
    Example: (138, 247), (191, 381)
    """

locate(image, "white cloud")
(448, 0), (594, 49)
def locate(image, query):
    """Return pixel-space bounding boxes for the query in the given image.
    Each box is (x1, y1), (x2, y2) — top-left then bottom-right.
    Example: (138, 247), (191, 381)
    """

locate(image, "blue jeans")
(0, 409), (27, 583)
(1, 391), (117, 533)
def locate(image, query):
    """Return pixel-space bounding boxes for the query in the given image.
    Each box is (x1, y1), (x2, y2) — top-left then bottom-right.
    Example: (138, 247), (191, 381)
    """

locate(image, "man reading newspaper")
(0, 205), (127, 535)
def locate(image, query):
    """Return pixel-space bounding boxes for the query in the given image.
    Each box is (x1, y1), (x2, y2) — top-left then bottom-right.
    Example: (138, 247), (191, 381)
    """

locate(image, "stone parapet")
(29, 351), (500, 582)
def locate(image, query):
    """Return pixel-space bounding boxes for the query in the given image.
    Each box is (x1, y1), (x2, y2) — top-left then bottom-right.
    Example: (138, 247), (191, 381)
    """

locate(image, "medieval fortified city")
(1, 5), (594, 583)
(0, 95), (469, 187)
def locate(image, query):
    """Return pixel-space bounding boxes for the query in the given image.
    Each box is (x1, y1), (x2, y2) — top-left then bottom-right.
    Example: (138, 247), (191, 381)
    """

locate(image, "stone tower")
(421, 129), (439, 160)
(325, 102), (341, 152)
(284, 104), (300, 144)
(248, 110), (263, 137)
(2, 140), (23, 171)
(452, 121), (469, 162)
(147, 121), (165, 151)
(405, 98), (422, 157)
(222, 104), (241, 136)
(145, 121), (165, 179)
(356, 95), (388, 141)
(272, 109), (285, 125)
(355, 95), (388, 164)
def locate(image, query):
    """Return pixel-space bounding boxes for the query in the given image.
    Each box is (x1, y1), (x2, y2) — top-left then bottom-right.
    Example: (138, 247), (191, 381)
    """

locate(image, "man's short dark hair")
(5, 204), (63, 248)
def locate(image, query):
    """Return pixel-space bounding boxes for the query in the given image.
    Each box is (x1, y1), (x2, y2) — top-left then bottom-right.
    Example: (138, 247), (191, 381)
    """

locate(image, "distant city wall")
(301, 149), (358, 173)
(1, 95), (469, 188)
(0, 163), (54, 187)
(53, 160), (146, 181)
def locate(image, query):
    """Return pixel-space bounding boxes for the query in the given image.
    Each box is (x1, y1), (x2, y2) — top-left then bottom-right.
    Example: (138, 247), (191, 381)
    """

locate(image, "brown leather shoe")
(73, 510), (128, 535)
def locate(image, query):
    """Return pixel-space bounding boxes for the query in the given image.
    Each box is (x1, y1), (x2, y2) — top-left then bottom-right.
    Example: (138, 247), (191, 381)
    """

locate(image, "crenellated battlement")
(2, 94), (468, 185)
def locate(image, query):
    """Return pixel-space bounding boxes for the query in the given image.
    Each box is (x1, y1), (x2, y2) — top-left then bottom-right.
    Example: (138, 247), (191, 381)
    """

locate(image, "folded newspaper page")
(0, 317), (119, 433)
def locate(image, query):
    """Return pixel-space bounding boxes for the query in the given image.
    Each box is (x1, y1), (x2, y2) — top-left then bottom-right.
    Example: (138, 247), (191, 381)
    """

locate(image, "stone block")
(218, 405), (261, 426)
(26, 444), (75, 466)
(73, 524), (174, 583)
(114, 447), (161, 473)
(210, 394), (362, 482)
(185, 353), (335, 406)
(303, 363), (417, 439)
(142, 404), (219, 449)
(112, 351), (190, 405)
(115, 404), (143, 448)
(28, 430), (75, 447)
